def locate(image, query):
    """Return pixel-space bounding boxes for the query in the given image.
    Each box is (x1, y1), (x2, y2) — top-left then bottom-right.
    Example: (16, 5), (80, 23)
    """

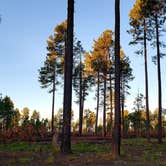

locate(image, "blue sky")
(0, 0), (165, 120)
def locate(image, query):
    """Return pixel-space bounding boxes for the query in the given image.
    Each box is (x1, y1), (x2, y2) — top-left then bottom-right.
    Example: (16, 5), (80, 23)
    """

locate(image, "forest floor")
(0, 138), (166, 166)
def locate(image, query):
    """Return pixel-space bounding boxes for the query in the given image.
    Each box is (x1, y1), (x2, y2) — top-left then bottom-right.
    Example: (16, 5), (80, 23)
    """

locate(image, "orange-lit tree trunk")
(112, 0), (121, 157)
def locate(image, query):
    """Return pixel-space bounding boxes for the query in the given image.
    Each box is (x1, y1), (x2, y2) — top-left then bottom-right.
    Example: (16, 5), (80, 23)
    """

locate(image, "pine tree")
(0, 95), (14, 130)
(120, 56), (134, 136)
(146, 0), (166, 143)
(129, 0), (153, 140)
(39, 21), (67, 132)
(93, 30), (113, 136)
(61, 0), (74, 153)
(84, 30), (113, 136)
(73, 59), (95, 136)
(112, 0), (121, 157)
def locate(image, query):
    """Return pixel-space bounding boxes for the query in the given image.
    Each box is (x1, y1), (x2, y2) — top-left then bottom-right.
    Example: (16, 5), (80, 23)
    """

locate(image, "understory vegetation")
(0, 138), (165, 166)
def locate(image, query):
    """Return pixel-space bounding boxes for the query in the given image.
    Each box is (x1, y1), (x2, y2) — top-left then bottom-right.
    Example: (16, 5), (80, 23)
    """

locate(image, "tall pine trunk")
(51, 67), (56, 133)
(95, 71), (100, 135)
(121, 98), (124, 137)
(103, 73), (107, 137)
(155, 14), (162, 144)
(79, 63), (83, 136)
(112, 0), (121, 157)
(61, 0), (74, 153)
(121, 82), (125, 137)
(143, 19), (150, 141)
(109, 72), (113, 136)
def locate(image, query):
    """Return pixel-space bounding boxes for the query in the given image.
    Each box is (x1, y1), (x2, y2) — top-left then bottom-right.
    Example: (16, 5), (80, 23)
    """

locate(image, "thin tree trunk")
(79, 59), (83, 136)
(82, 92), (85, 132)
(61, 0), (74, 153)
(155, 14), (162, 144)
(109, 73), (113, 136)
(139, 114), (141, 137)
(121, 98), (124, 137)
(121, 82), (125, 137)
(95, 71), (100, 135)
(51, 67), (56, 133)
(112, 0), (121, 157)
(143, 19), (150, 141)
(79, 98), (83, 136)
(103, 73), (107, 137)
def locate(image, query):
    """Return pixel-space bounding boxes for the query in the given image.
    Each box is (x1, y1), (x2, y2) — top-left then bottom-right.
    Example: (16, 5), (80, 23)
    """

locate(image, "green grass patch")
(143, 153), (160, 162)
(0, 138), (165, 166)
(72, 142), (111, 155)
(0, 142), (51, 152)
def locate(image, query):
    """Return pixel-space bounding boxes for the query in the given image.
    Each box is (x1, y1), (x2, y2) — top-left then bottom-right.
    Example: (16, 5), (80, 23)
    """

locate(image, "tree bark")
(155, 14), (162, 144)
(51, 67), (56, 133)
(102, 73), (107, 137)
(143, 19), (150, 141)
(112, 0), (121, 157)
(95, 71), (100, 135)
(61, 0), (74, 153)
(79, 58), (83, 136)
(109, 72), (113, 136)
(121, 82), (125, 137)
